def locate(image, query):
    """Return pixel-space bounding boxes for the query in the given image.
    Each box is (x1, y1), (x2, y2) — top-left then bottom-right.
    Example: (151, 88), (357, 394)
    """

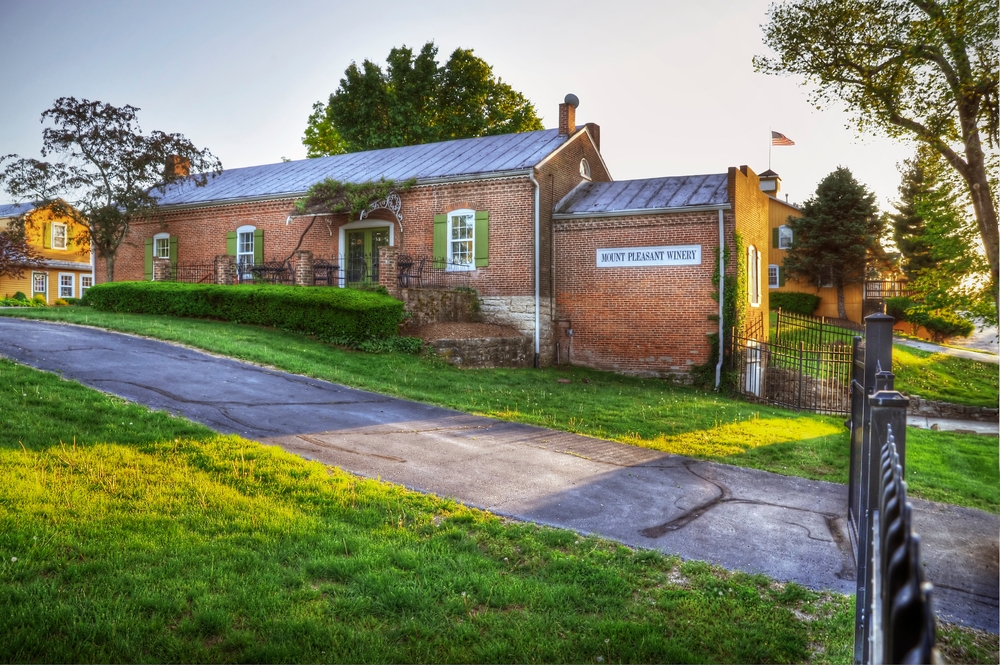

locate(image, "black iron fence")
(848, 313), (938, 664)
(730, 332), (854, 414)
(773, 308), (864, 347)
(168, 263), (216, 284)
(236, 260), (294, 285)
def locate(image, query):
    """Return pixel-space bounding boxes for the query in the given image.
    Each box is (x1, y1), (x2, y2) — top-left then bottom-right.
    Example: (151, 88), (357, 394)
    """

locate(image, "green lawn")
(891, 344), (1000, 407)
(2, 307), (997, 513)
(1, 358), (862, 664)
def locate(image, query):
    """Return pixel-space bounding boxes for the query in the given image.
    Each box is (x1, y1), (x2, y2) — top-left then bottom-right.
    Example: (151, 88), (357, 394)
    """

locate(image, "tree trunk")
(837, 284), (847, 320)
(105, 255), (115, 283)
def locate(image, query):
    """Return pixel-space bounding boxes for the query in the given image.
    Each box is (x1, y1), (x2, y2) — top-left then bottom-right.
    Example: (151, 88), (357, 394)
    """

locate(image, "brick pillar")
(292, 250), (314, 286)
(378, 245), (400, 298)
(152, 258), (171, 281)
(214, 254), (235, 285)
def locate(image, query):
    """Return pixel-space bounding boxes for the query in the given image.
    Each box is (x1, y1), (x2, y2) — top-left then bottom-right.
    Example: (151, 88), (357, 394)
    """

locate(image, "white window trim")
(153, 232), (171, 259)
(32, 271), (48, 301)
(51, 222), (67, 250)
(337, 220), (394, 288)
(58, 273), (75, 299)
(768, 264), (780, 289)
(446, 209), (476, 272)
(579, 158), (592, 180)
(748, 245), (761, 307)
(80, 274), (94, 295)
(235, 224), (256, 278)
(778, 225), (793, 249)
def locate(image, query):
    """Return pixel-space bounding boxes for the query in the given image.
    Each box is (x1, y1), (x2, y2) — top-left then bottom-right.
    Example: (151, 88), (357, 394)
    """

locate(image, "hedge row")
(769, 292), (821, 316)
(85, 281), (406, 341)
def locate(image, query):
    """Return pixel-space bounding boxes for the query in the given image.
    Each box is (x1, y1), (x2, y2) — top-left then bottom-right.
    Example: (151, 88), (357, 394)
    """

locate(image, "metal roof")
(156, 129), (570, 207)
(0, 202), (37, 219)
(553, 174), (730, 216)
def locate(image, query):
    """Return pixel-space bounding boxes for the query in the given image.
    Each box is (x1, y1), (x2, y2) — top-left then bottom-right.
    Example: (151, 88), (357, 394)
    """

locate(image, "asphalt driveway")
(0, 317), (996, 632)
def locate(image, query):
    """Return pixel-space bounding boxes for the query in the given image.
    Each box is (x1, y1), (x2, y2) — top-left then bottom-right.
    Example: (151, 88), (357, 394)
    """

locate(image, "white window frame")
(580, 158), (591, 180)
(748, 245), (761, 307)
(778, 225), (793, 249)
(58, 273), (75, 299)
(32, 272), (47, 300)
(80, 274), (93, 295)
(236, 224), (256, 278)
(153, 232), (171, 259)
(447, 209), (475, 272)
(768, 264), (780, 288)
(52, 223), (67, 250)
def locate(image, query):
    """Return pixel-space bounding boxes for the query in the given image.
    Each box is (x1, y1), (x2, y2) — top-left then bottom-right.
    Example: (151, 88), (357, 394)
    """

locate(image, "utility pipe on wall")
(529, 171), (541, 368)
(715, 208), (725, 390)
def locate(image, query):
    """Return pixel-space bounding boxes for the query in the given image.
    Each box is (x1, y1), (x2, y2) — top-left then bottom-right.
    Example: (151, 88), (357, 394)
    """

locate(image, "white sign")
(596, 244), (702, 268)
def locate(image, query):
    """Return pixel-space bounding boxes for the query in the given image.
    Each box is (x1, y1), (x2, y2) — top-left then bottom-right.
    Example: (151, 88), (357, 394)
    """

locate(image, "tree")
(304, 41), (544, 155)
(755, 0), (1000, 313)
(782, 167), (882, 319)
(890, 145), (994, 323)
(0, 217), (43, 280)
(0, 98), (221, 281)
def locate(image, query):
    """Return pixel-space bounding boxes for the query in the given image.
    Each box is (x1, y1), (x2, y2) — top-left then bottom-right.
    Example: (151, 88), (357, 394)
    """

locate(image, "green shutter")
(778, 266), (785, 287)
(169, 236), (178, 278)
(253, 229), (264, 263)
(43, 223), (52, 249)
(226, 232), (237, 256)
(474, 210), (489, 267)
(144, 238), (154, 280)
(433, 214), (447, 269)
(772, 227), (779, 248)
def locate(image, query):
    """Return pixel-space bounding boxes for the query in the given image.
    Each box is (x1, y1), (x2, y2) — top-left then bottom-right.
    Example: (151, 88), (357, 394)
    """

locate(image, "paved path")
(0, 318), (996, 633)
(894, 336), (999, 364)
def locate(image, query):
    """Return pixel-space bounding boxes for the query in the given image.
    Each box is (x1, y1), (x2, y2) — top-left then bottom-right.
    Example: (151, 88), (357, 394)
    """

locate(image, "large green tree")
(891, 145), (993, 322)
(304, 41), (544, 156)
(755, 0), (999, 312)
(0, 98), (221, 282)
(783, 167), (882, 319)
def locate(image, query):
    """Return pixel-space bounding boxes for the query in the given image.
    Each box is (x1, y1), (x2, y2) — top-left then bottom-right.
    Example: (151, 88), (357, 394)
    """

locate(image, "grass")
(2, 307), (997, 513)
(1, 357), (865, 664)
(891, 344), (1000, 407)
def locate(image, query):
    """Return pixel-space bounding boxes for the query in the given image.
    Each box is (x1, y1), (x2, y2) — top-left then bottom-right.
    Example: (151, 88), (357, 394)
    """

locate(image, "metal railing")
(864, 280), (913, 301)
(773, 308), (864, 347)
(848, 313), (938, 664)
(167, 263), (215, 284)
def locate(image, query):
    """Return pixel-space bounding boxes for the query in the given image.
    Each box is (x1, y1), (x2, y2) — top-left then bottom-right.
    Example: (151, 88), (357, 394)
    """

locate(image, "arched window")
(748, 245), (761, 307)
(579, 158), (591, 179)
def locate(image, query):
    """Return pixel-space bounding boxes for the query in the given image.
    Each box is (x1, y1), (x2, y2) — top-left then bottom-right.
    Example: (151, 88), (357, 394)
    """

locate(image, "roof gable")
(554, 174), (730, 216)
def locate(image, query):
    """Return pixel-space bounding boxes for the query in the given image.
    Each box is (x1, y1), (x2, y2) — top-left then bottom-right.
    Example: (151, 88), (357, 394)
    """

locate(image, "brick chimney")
(164, 155), (191, 178)
(585, 122), (600, 152)
(558, 93), (579, 135)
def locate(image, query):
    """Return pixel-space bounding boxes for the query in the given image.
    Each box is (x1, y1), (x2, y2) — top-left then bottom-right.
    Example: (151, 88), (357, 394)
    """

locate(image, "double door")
(346, 228), (389, 285)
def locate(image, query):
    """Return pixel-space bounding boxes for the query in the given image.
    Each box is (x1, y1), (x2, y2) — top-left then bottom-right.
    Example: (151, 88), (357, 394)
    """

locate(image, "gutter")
(715, 208), (725, 391)
(529, 171), (541, 368)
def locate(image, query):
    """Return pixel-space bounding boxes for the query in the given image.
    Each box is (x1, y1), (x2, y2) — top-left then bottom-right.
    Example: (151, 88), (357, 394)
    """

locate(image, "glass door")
(345, 228), (389, 286)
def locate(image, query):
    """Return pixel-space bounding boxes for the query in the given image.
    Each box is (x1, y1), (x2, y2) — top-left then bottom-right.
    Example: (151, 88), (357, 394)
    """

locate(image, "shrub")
(62, 297), (86, 306)
(85, 281), (406, 343)
(885, 296), (975, 341)
(54, 298), (69, 306)
(884, 296), (913, 322)
(770, 292), (821, 316)
(31, 294), (47, 305)
(12, 291), (28, 301)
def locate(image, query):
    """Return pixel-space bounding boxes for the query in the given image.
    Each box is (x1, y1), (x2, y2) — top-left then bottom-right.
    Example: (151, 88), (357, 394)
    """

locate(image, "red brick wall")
(553, 211), (726, 376)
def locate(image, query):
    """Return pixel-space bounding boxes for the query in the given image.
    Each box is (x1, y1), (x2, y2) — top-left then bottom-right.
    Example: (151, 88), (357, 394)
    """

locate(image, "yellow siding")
(2, 206), (93, 304)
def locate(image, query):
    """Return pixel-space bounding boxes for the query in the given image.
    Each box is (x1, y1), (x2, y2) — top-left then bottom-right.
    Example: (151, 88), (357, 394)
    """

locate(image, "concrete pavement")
(0, 317), (996, 632)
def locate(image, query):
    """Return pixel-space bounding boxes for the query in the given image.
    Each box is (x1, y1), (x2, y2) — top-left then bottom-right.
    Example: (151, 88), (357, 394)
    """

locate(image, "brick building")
(106, 96), (771, 379)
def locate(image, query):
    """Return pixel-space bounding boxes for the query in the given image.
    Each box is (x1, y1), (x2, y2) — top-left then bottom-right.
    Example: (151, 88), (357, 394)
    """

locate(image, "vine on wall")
(693, 232), (746, 388)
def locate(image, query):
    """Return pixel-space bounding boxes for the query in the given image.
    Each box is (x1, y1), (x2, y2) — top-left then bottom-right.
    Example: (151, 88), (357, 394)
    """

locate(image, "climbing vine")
(693, 233), (746, 388)
(294, 177), (415, 219)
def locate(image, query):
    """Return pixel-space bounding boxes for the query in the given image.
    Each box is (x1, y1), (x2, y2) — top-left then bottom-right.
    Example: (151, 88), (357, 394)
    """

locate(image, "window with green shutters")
(433, 209), (488, 270)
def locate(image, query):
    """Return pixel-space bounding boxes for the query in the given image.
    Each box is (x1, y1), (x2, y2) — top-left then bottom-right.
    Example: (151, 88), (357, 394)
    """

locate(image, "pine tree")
(782, 167), (881, 319)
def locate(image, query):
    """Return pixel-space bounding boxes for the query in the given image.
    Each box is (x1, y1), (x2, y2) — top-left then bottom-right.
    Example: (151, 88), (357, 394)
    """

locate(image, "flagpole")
(768, 127), (772, 171)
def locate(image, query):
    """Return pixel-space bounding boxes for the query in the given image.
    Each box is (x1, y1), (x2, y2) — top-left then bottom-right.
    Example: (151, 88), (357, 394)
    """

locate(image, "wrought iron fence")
(730, 332), (854, 414)
(167, 263), (216, 284)
(848, 313), (938, 664)
(772, 308), (864, 347)
(397, 255), (475, 290)
(864, 280), (913, 300)
(236, 260), (293, 285)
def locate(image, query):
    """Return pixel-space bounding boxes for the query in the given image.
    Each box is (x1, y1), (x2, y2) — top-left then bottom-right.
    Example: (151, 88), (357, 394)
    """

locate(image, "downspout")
(530, 171), (541, 368)
(715, 208), (725, 390)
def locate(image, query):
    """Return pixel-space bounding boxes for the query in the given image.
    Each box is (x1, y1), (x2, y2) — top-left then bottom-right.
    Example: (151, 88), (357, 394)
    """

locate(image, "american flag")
(771, 131), (795, 146)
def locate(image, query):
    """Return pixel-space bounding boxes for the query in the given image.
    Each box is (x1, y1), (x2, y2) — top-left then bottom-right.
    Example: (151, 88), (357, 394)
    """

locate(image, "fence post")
(797, 341), (804, 411)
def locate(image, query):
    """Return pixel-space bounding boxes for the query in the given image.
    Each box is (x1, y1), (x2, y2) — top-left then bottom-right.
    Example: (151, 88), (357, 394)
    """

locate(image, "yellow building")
(761, 171), (865, 322)
(0, 202), (93, 303)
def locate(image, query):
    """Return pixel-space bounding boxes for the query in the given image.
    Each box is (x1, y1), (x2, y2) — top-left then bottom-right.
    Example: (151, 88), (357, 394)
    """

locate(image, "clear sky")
(0, 0), (916, 210)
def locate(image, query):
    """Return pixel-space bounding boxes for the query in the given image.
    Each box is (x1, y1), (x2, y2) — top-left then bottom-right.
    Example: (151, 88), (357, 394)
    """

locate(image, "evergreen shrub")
(769, 292), (821, 316)
(85, 282), (406, 342)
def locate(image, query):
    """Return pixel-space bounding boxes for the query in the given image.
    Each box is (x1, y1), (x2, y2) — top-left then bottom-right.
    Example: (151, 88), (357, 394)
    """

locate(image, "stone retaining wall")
(427, 336), (533, 368)
(905, 395), (999, 422)
(398, 288), (481, 328)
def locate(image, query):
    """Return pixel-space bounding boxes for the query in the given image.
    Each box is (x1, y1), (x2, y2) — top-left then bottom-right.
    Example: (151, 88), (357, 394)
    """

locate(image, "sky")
(0, 0), (919, 210)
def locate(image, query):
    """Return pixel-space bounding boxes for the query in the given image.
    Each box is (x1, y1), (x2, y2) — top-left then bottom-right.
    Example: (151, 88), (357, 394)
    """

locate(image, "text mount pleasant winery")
(596, 245), (702, 268)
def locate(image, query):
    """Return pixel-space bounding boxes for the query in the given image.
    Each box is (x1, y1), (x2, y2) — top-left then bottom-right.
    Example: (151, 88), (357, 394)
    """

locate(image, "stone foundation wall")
(399, 288), (481, 328)
(479, 295), (554, 364)
(428, 336), (533, 368)
(906, 396), (999, 422)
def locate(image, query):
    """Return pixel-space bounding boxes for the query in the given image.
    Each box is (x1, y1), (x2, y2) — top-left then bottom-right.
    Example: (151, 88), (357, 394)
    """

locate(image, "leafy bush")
(32, 294), (47, 305)
(885, 296), (974, 341)
(0, 297), (43, 307)
(54, 298), (69, 306)
(884, 296), (913, 322)
(12, 291), (28, 301)
(62, 297), (86, 306)
(769, 292), (821, 316)
(85, 281), (406, 343)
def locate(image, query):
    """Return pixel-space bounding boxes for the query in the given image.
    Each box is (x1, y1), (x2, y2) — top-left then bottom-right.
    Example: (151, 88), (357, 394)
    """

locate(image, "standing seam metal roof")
(155, 129), (569, 207)
(553, 174), (730, 215)
(0, 202), (38, 218)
